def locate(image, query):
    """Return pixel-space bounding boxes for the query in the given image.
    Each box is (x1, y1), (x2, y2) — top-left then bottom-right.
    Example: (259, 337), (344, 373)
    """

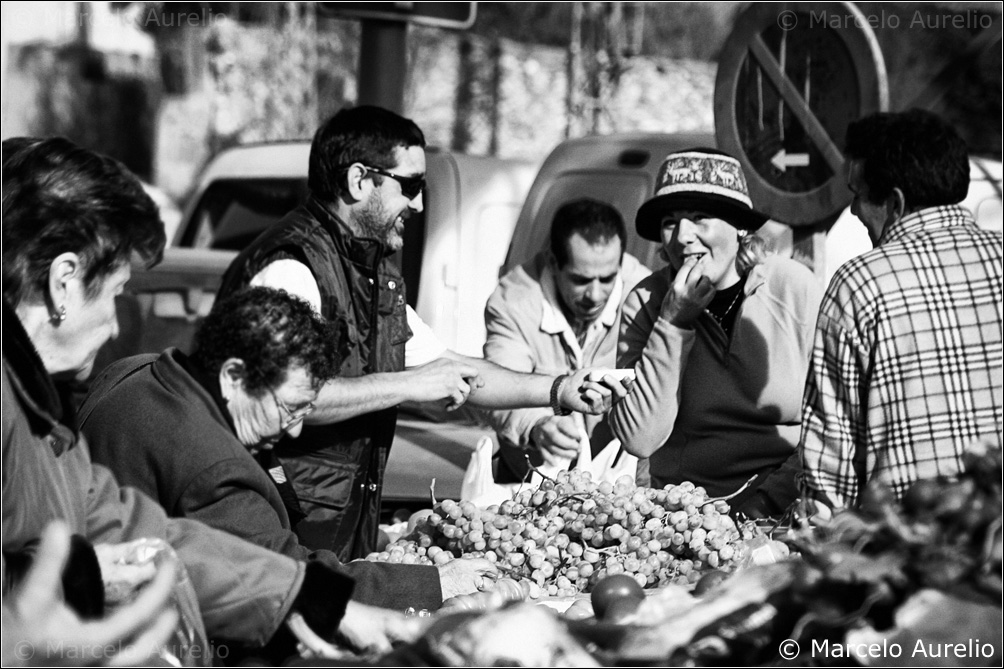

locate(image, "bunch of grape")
(366, 471), (755, 596)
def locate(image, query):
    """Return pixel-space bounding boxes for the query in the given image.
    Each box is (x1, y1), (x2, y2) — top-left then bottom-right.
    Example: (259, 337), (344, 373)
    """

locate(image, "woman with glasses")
(79, 286), (496, 612)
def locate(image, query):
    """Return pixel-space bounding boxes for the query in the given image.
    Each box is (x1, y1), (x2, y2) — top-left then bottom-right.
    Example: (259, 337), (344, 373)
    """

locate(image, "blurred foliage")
(203, 2), (319, 153)
(472, 2), (743, 61)
(4, 43), (161, 180)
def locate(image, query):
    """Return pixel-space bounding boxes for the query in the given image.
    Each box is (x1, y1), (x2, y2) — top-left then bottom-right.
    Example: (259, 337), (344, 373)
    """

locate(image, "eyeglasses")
(361, 165), (425, 200)
(270, 390), (315, 429)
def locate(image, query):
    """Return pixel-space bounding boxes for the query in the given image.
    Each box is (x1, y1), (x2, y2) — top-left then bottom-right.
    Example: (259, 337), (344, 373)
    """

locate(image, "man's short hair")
(549, 198), (626, 268)
(845, 109), (969, 209)
(2, 137), (165, 307)
(192, 286), (346, 397)
(308, 106), (426, 202)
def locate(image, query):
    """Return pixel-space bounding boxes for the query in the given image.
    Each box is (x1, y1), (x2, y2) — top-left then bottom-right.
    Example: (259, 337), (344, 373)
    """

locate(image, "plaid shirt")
(799, 205), (1003, 508)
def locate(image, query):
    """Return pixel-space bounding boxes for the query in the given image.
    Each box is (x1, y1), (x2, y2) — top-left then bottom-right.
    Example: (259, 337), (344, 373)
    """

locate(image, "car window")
(181, 176), (426, 308)
(181, 178), (310, 250)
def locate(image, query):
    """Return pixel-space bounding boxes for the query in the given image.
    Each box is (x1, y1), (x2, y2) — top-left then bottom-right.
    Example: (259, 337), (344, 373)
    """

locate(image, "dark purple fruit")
(591, 574), (645, 621)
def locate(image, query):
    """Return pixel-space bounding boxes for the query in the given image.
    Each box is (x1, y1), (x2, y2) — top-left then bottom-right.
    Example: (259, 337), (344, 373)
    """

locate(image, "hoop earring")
(50, 305), (67, 323)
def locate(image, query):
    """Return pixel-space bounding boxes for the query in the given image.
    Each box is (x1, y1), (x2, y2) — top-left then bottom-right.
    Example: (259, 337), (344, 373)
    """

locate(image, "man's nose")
(410, 191), (424, 214)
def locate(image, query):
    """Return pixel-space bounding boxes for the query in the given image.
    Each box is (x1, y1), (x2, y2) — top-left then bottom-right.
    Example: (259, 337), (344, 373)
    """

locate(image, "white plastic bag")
(576, 433), (638, 485)
(570, 413), (637, 484)
(460, 424), (638, 507)
(461, 436), (521, 507)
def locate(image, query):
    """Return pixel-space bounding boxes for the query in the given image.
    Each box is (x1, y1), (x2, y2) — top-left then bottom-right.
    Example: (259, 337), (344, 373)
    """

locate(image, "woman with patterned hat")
(609, 148), (823, 518)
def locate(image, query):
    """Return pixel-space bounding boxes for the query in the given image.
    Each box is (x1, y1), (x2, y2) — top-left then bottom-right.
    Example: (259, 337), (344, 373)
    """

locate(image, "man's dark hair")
(308, 105), (426, 202)
(2, 137), (166, 307)
(549, 198), (626, 268)
(844, 109), (969, 210)
(192, 286), (346, 397)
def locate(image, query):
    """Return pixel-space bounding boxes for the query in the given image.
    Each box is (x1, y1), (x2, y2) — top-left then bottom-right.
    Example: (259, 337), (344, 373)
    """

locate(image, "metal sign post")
(319, 2), (477, 113)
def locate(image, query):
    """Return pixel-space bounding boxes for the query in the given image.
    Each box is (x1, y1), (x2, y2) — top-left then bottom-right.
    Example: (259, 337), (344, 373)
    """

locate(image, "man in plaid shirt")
(799, 109), (1003, 512)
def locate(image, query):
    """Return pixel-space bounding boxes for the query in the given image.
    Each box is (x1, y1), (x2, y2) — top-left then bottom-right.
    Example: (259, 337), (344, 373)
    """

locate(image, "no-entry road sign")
(715, 2), (889, 226)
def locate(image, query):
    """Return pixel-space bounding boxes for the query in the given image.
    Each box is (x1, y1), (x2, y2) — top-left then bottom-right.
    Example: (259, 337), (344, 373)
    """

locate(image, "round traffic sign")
(715, 2), (888, 226)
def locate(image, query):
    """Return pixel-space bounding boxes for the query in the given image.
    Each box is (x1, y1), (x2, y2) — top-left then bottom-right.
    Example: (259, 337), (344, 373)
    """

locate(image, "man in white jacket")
(484, 198), (651, 483)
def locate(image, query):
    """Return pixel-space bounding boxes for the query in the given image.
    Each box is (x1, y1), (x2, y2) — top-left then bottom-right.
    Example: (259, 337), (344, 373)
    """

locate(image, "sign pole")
(357, 19), (408, 113)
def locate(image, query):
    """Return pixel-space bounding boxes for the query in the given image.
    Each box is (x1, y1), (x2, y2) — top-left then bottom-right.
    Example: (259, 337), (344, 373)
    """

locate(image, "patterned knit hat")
(636, 148), (768, 241)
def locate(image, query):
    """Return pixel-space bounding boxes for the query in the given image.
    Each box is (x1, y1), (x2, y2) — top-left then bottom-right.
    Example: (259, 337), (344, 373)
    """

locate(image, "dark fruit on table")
(591, 573), (645, 621)
(692, 569), (730, 596)
(603, 596), (643, 623)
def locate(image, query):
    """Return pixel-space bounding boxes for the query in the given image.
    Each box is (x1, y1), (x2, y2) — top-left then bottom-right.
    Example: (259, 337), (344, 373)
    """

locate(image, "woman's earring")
(737, 229), (749, 239)
(50, 305), (67, 323)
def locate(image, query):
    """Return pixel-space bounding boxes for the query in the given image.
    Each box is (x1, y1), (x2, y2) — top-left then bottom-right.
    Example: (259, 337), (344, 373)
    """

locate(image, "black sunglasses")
(361, 165), (425, 200)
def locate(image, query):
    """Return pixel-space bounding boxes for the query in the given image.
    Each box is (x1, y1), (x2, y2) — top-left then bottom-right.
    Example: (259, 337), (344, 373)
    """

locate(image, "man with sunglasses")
(216, 106), (632, 561)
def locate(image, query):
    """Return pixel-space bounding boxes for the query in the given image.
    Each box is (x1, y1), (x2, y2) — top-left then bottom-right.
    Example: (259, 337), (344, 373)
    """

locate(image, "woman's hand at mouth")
(662, 255), (715, 328)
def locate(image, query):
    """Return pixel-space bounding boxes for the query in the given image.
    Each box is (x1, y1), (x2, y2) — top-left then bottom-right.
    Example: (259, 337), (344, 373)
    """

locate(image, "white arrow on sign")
(771, 149), (810, 172)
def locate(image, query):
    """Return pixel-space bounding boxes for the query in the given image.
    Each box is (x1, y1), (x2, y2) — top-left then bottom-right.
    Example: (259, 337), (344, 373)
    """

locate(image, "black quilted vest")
(217, 197), (409, 560)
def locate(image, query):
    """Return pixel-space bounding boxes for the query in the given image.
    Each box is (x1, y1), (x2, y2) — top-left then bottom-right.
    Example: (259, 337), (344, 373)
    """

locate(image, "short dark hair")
(549, 198), (626, 268)
(844, 109), (969, 209)
(2, 137), (166, 306)
(192, 287), (346, 397)
(308, 105), (426, 202)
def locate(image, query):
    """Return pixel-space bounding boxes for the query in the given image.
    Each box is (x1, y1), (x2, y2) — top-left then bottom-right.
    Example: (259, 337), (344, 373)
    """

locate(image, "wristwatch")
(550, 374), (572, 416)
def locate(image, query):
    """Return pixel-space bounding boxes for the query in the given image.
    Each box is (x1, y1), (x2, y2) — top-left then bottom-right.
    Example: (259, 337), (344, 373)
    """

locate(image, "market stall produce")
(359, 443), (1001, 667)
(367, 470), (758, 596)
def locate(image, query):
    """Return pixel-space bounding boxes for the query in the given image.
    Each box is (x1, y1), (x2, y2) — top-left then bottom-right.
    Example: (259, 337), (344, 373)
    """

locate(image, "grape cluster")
(366, 471), (755, 596)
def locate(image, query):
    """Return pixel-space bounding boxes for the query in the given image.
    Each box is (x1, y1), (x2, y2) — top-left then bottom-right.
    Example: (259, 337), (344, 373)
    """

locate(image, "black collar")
(2, 299), (68, 424)
(177, 351), (238, 436)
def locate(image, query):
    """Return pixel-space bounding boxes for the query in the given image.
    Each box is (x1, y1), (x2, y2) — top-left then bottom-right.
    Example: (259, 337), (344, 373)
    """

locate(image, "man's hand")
(4, 522), (179, 667)
(404, 358), (484, 411)
(560, 368), (634, 415)
(661, 256), (716, 327)
(335, 601), (422, 655)
(436, 557), (499, 600)
(529, 416), (582, 466)
(93, 541), (159, 605)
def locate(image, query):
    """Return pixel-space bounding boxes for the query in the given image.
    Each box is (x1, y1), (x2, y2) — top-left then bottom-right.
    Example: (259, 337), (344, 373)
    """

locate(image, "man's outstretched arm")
(306, 358), (483, 424)
(439, 349), (631, 415)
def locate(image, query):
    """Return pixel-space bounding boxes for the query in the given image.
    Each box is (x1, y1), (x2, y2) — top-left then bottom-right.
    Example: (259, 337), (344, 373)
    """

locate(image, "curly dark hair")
(191, 287), (346, 397)
(308, 105), (426, 202)
(2, 136), (165, 306)
(845, 109), (969, 210)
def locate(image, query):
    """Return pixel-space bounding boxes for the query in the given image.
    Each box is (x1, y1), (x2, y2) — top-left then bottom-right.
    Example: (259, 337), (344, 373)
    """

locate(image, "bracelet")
(549, 374), (572, 416)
